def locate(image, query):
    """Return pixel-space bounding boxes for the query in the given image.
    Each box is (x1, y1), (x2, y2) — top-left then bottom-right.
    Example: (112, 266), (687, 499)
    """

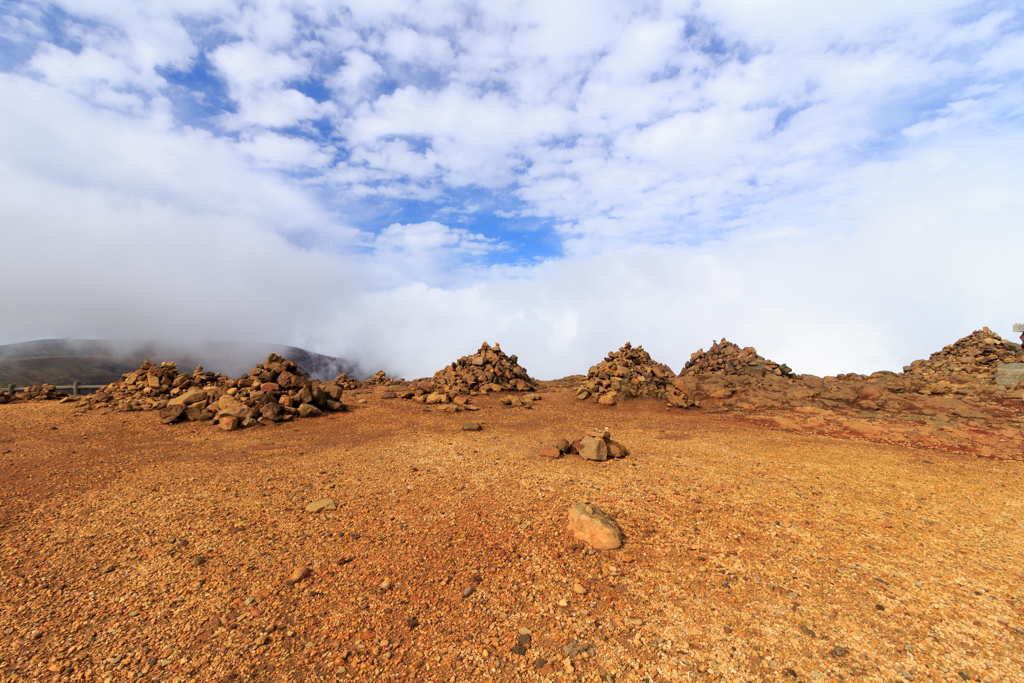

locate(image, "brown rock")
(218, 416), (241, 431)
(578, 436), (608, 461)
(297, 403), (322, 418)
(286, 566), (310, 585)
(567, 502), (622, 550)
(462, 422), (482, 431)
(305, 499), (336, 513)
(159, 404), (186, 424)
(538, 445), (562, 459)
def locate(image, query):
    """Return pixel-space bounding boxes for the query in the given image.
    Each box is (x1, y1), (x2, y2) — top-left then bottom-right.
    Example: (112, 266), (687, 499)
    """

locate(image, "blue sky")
(1, 0), (1022, 379)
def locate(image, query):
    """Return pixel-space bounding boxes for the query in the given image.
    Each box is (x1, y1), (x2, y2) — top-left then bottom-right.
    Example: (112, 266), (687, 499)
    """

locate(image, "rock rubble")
(680, 338), (794, 379)
(399, 342), (535, 405)
(576, 342), (675, 406)
(83, 353), (347, 429)
(901, 327), (1022, 383)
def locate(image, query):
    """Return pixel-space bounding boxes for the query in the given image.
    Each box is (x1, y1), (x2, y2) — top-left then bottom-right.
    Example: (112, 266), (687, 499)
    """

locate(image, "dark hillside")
(0, 339), (361, 386)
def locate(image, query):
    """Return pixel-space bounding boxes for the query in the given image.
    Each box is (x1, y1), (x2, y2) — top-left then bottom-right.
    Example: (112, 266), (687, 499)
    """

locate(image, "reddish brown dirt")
(1, 388), (1022, 683)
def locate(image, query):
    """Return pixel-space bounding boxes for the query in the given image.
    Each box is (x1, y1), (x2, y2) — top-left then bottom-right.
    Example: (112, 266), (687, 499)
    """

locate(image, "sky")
(1, 0), (1022, 380)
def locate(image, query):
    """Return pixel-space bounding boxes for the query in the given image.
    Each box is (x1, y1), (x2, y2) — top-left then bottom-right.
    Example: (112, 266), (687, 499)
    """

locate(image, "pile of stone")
(4, 384), (68, 403)
(679, 339), (794, 379)
(364, 370), (400, 386)
(86, 353), (346, 430)
(413, 342), (535, 401)
(902, 328), (1022, 384)
(538, 428), (629, 461)
(576, 343), (676, 406)
(333, 372), (362, 390)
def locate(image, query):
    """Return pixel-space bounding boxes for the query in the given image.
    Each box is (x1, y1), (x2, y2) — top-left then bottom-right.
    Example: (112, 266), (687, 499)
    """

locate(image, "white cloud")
(1, 0), (1022, 382)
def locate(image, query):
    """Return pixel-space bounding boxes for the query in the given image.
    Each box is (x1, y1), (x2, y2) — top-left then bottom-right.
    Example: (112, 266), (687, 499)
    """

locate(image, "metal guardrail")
(5, 382), (106, 396)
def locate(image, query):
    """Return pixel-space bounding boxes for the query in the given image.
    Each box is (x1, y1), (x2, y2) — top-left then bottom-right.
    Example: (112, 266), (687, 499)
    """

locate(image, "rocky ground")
(1, 382), (1022, 683)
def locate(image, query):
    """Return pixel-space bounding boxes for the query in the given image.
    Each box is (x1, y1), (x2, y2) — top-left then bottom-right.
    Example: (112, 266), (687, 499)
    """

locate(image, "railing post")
(73, 381), (80, 396)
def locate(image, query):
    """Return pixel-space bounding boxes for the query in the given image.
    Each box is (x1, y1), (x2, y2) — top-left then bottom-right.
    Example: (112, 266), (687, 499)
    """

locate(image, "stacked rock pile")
(86, 353), (346, 430)
(364, 370), (401, 386)
(679, 339), (794, 379)
(576, 343), (676, 406)
(538, 429), (629, 461)
(333, 372), (362, 390)
(4, 384), (68, 403)
(402, 342), (535, 403)
(902, 328), (1022, 384)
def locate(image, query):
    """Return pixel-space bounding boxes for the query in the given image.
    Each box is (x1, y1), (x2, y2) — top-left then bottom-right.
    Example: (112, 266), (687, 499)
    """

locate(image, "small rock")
(538, 445), (562, 459)
(518, 633), (532, 647)
(191, 555), (206, 567)
(462, 422), (482, 431)
(462, 586), (475, 599)
(557, 599), (568, 607)
(567, 502), (622, 550)
(100, 564), (116, 574)
(286, 566), (310, 585)
(518, 627), (532, 636)
(305, 499), (336, 513)
(406, 617), (419, 628)
(380, 578), (392, 591)
(572, 583), (587, 595)
(256, 634), (271, 646)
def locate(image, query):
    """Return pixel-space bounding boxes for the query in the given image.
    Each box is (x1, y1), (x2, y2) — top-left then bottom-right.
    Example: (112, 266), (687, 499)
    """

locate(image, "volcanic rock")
(577, 342), (675, 404)
(423, 342), (536, 398)
(901, 328), (1022, 385)
(680, 339), (794, 379)
(83, 352), (347, 430)
(567, 502), (622, 550)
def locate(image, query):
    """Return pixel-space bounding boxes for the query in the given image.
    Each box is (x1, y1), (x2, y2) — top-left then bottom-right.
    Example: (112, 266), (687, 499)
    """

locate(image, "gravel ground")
(1, 388), (1022, 683)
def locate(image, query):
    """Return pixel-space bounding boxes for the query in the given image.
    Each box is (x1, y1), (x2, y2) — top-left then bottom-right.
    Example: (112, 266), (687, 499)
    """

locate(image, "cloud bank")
(1, 1), (1022, 379)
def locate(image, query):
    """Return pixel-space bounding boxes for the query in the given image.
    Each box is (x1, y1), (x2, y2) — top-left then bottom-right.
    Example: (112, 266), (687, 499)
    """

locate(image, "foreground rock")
(568, 502), (622, 550)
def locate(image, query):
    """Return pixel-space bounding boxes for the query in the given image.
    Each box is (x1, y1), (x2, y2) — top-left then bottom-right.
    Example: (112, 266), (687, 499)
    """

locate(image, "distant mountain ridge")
(0, 339), (362, 387)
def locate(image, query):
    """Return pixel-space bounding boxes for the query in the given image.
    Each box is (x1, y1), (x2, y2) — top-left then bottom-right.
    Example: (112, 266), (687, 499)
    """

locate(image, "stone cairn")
(538, 428), (629, 460)
(1, 384), (67, 403)
(902, 328), (1022, 384)
(576, 342), (678, 406)
(400, 342), (535, 405)
(85, 353), (346, 430)
(333, 372), (362, 390)
(364, 370), (400, 386)
(679, 339), (794, 379)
